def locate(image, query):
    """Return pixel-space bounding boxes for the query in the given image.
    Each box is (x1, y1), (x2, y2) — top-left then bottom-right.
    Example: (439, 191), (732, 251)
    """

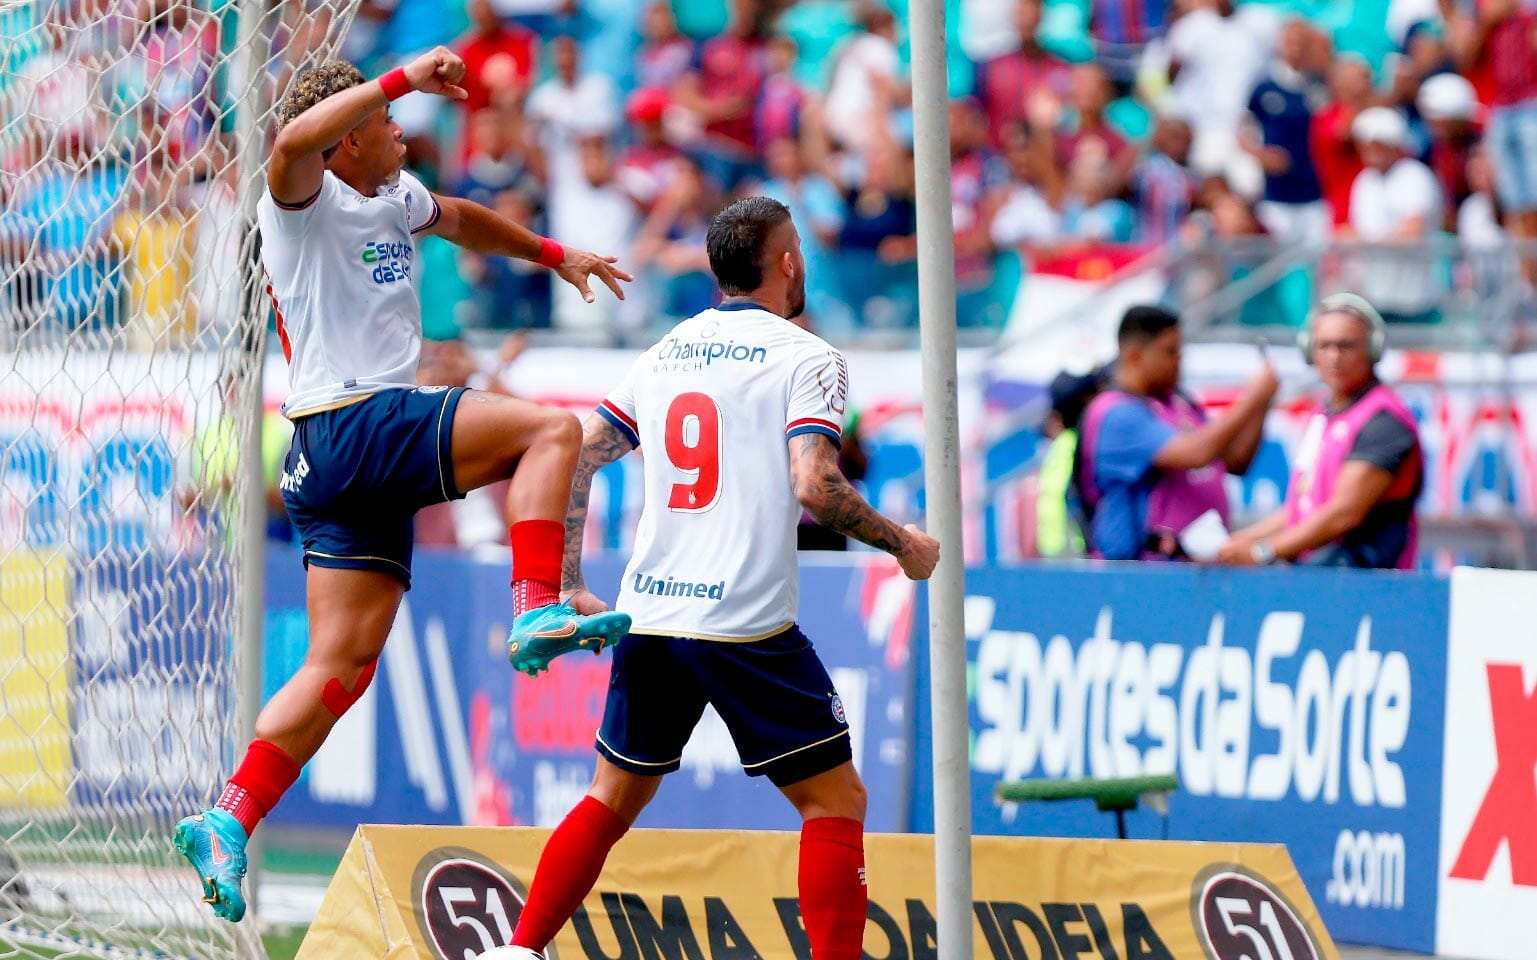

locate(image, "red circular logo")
(1195, 869), (1321, 960)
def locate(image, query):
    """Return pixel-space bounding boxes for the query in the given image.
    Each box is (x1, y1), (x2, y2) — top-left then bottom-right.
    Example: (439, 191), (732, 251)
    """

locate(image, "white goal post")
(0, 0), (359, 955)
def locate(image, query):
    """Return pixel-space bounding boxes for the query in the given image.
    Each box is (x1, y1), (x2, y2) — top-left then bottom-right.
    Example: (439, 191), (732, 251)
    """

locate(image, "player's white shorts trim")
(595, 732), (682, 768)
(740, 729), (850, 771)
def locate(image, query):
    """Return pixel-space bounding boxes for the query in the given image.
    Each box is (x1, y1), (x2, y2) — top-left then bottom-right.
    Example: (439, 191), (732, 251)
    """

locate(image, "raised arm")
(560, 413), (638, 608)
(268, 46), (467, 205)
(789, 433), (939, 580)
(429, 195), (632, 303)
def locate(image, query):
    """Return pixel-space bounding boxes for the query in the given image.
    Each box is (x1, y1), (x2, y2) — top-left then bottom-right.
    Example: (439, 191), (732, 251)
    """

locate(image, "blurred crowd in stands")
(5, 0), (1537, 345)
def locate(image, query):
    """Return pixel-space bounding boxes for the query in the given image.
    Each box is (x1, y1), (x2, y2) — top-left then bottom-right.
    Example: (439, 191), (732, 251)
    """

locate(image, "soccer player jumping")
(173, 48), (634, 922)
(500, 197), (941, 960)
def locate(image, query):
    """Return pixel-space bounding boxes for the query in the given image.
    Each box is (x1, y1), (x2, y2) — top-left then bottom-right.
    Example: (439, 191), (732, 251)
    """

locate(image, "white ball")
(475, 949), (544, 960)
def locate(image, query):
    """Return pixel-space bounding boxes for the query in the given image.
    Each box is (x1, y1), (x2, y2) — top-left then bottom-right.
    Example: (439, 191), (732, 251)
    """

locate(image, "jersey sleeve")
(396, 169), (443, 234)
(786, 346), (848, 447)
(596, 358), (641, 448)
(261, 172), (336, 236)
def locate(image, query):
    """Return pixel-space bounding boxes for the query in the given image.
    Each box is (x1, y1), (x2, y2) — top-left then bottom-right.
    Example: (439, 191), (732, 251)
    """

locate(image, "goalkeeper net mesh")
(0, 0), (360, 955)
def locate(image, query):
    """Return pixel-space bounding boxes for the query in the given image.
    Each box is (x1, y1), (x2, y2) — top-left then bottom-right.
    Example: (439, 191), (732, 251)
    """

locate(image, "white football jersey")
(599, 305), (849, 641)
(257, 168), (442, 418)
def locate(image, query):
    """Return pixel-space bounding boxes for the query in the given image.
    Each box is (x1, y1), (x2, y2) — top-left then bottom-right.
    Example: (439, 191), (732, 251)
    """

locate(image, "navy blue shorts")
(596, 626), (852, 788)
(280, 386), (466, 588)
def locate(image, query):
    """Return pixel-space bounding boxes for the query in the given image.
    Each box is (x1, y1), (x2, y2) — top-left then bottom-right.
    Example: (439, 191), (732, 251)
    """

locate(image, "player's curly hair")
(276, 60), (367, 132)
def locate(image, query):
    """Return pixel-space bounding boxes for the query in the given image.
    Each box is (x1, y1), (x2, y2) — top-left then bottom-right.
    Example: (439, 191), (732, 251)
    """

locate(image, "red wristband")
(535, 237), (565, 269)
(378, 67), (411, 102)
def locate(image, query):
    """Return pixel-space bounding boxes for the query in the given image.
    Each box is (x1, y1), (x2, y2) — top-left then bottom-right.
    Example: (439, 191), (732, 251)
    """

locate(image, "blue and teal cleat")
(507, 603), (631, 676)
(172, 809), (249, 922)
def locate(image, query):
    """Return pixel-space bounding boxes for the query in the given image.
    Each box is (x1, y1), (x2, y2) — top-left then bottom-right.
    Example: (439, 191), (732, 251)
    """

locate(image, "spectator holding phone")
(1218, 294), (1423, 568)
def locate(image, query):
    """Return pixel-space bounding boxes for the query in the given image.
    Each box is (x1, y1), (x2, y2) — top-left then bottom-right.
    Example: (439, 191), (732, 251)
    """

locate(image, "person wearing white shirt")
(525, 35), (621, 184)
(170, 50), (634, 925)
(1345, 106), (1445, 324)
(1164, 0), (1279, 172)
(502, 197), (940, 960)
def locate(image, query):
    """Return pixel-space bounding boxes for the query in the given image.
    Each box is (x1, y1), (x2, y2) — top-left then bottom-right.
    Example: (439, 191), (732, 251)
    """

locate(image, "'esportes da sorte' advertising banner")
(910, 565), (1449, 954)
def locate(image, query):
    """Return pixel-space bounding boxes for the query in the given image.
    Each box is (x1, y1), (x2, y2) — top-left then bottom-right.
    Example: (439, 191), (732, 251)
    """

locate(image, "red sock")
(510, 519), (563, 615)
(216, 739), (301, 836)
(799, 817), (867, 960)
(511, 796), (629, 951)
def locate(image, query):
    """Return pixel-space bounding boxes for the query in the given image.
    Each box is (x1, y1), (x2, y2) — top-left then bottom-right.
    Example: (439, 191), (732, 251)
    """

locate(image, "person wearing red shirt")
(672, 0), (767, 190)
(1310, 55), (1373, 226)
(974, 0), (1073, 148)
(454, 0), (536, 117)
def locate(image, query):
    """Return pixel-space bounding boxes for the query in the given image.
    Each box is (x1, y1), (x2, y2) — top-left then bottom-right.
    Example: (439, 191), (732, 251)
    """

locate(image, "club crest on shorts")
(830, 693), (846, 724)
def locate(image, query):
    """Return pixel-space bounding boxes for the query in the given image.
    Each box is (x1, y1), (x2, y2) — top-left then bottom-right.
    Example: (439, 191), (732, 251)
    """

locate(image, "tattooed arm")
(562, 413), (637, 605)
(789, 433), (940, 580)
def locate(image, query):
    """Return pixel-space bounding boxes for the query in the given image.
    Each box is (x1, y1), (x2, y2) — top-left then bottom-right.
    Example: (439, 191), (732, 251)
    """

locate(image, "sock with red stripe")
(799, 817), (867, 960)
(510, 519), (563, 615)
(511, 796), (629, 950)
(216, 739), (301, 836)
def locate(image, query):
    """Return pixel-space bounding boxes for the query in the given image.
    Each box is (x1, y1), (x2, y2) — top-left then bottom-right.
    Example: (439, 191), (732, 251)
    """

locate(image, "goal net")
(0, 0), (359, 955)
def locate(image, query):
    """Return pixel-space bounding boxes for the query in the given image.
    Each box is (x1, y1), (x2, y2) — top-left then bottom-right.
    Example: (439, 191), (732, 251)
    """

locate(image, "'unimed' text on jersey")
(257, 169), (442, 418)
(598, 304), (849, 640)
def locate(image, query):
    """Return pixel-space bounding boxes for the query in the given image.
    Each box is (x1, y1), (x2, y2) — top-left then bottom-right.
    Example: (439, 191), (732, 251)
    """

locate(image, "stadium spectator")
(1074, 305), (1277, 561)
(1055, 62), (1136, 191)
(1057, 149), (1137, 245)
(454, 107), (541, 209)
(461, 187), (554, 328)
(1460, 143), (1505, 249)
(672, 0), (768, 190)
(949, 98), (1006, 296)
(1035, 368), (1101, 558)
(635, 0), (695, 91)
(1417, 71), (1480, 232)
(1451, 0), (1537, 260)
(989, 120), (1061, 252)
(1164, 0), (1278, 169)
(1311, 54), (1374, 227)
(835, 142), (918, 325)
(121, 0), (220, 162)
(1245, 18), (1330, 245)
(756, 32), (808, 152)
(1133, 111), (1197, 246)
(974, 0), (1072, 148)
(1343, 106), (1444, 324)
(630, 154), (718, 325)
(110, 147), (195, 349)
(616, 87), (684, 212)
(547, 133), (640, 335)
(823, 2), (904, 154)
(453, 0), (537, 118)
(758, 135), (849, 331)
(1219, 294), (1422, 569)
(526, 34), (620, 181)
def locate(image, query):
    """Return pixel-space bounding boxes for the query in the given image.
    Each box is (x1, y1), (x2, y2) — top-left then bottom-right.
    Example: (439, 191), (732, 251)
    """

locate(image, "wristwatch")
(1250, 539), (1277, 566)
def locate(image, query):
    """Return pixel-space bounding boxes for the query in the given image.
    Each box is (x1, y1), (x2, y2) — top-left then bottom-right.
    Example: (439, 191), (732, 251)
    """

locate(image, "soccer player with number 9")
(497, 197), (941, 959)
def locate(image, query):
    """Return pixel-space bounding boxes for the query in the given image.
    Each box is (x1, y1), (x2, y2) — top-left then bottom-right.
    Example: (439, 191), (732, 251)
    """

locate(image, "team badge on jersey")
(830, 694), (846, 724)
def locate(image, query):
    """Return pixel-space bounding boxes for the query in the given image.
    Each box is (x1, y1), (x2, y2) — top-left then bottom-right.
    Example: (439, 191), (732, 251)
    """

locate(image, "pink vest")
(1078, 389), (1230, 557)
(1284, 384), (1420, 569)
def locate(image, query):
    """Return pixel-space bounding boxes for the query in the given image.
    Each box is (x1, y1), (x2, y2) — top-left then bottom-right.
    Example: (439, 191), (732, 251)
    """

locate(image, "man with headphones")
(1218, 293), (1423, 568)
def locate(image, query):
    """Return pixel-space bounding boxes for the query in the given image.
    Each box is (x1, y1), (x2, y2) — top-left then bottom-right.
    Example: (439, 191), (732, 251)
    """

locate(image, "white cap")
(1352, 106), (1410, 147)
(1417, 72), (1478, 121)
